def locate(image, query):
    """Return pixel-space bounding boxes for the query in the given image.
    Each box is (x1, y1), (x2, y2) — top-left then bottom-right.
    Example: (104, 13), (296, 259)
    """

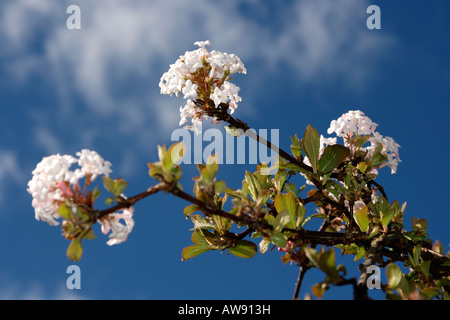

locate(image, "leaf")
(317, 248), (341, 283)
(259, 237), (270, 254)
(301, 124), (320, 173)
(244, 171), (260, 201)
(225, 125), (244, 137)
(190, 214), (217, 230)
(214, 180), (226, 194)
(102, 176), (115, 194)
(270, 233), (287, 248)
(412, 217), (428, 233)
(181, 245), (211, 261)
(420, 287), (441, 300)
(274, 193), (297, 228)
(386, 263), (402, 289)
(318, 144), (350, 174)
(58, 203), (73, 220)
(66, 238), (83, 262)
(167, 142), (186, 165)
(91, 185), (101, 203)
(184, 205), (200, 216)
(230, 240), (257, 258)
(290, 134), (302, 159)
(311, 282), (327, 299)
(354, 206), (370, 233)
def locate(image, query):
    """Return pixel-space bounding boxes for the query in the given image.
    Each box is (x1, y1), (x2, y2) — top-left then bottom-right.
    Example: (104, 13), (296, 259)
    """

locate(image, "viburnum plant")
(27, 41), (449, 300)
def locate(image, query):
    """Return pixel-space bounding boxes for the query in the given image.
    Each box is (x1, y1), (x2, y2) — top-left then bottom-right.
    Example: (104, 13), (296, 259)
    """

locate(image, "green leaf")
(167, 142), (186, 165)
(354, 206), (370, 233)
(214, 180), (226, 194)
(184, 205), (200, 216)
(386, 263), (402, 289)
(190, 214), (217, 230)
(420, 287), (441, 300)
(412, 217), (428, 233)
(66, 238), (83, 262)
(58, 203), (73, 220)
(102, 176), (115, 194)
(290, 134), (303, 159)
(113, 179), (128, 196)
(355, 246), (366, 262)
(413, 244), (422, 266)
(230, 240), (257, 258)
(318, 144), (350, 174)
(274, 193), (297, 228)
(181, 245), (211, 261)
(317, 248), (341, 283)
(272, 170), (288, 193)
(244, 171), (260, 201)
(225, 125), (244, 137)
(91, 185), (101, 203)
(82, 228), (96, 240)
(270, 233), (287, 248)
(311, 282), (327, 299)
(301, 124), (320, 173)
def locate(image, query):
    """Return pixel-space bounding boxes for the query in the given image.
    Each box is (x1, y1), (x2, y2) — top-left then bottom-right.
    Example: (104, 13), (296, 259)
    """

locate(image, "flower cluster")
(159, 40), (246, 133)
(99, 207), (135, 246)
(27, 150), (134, 246)
(326, 110), (401, 174)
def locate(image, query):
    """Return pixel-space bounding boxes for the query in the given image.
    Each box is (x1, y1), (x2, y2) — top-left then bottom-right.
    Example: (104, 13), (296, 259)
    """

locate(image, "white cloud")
(0, 281), (85, 300)
(0, 0), (394, 175)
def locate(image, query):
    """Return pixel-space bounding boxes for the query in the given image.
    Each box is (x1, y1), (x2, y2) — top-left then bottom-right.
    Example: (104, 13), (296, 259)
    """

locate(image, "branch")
(94, 183), (165, 220)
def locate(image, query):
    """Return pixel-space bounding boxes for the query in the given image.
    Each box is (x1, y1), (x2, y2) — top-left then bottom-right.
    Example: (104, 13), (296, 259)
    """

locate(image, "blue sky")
(0, 0), (448, 300)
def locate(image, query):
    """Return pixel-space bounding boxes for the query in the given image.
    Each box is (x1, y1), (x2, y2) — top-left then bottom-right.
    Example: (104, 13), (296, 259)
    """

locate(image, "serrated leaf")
(301, 124), (320, 173)
(318, 144), (350, 174)
(230, 240), (257, 258)
(386, 263), (402, 289)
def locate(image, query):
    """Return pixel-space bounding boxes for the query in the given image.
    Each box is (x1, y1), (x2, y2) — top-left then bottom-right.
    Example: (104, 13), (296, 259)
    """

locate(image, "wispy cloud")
(0, 280), (85, 300)
(0, 0), (395, 176)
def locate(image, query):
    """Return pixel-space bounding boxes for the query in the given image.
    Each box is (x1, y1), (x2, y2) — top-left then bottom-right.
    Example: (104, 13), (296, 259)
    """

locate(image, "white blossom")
(27, 150), (112, 225)
(159, 41), (246, 132)
(327, 110), (401, 174)
(327, 110), (378, 138)
(99, 207), (135, 246)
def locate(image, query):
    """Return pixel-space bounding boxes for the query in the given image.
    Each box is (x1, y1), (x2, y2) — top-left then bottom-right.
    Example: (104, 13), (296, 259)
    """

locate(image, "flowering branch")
(27, 40), (449, 300)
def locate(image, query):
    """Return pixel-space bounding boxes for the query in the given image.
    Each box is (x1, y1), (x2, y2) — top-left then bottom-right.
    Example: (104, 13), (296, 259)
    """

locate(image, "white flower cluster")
(326, 110), (401, 174)
(27, 150), (112, 226)
(327, 110), (378, 138)
(159, 40), (246, 133)
(99, 207), (135, 246)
